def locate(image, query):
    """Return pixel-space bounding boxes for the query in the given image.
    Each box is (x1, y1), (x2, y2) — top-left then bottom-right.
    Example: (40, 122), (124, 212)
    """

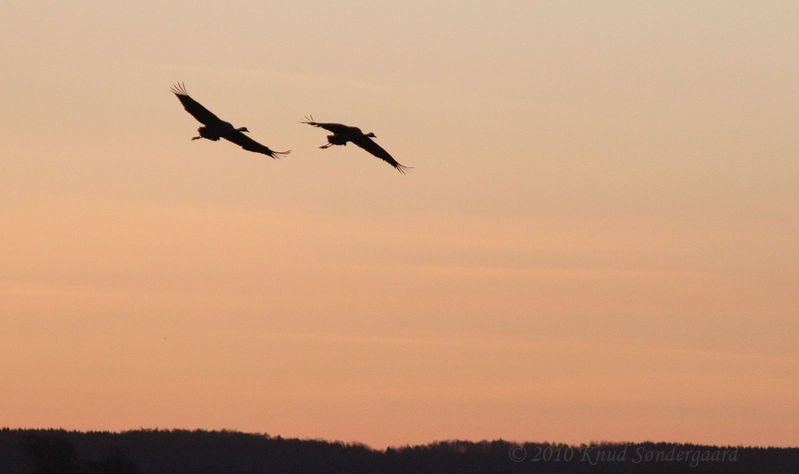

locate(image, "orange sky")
(1, 1), (798, 448)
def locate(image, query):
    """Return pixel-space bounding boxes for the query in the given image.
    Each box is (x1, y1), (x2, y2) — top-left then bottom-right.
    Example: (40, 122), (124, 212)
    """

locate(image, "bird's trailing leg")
(191, 135), (202, 140)
(320, 143), (332, 149)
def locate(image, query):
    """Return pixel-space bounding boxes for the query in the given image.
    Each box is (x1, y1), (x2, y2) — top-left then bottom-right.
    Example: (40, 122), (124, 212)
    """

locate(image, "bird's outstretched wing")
(301, 119), (353, 135)
(224, 130), (290, 159)
(171, 82), (222, 125)
(351, 135), (412, 174)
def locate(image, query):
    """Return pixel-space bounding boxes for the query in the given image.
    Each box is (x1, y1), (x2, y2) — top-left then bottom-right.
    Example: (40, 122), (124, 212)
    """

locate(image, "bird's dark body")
(302, 119), (411, 174)
(326, 134), (349, 146)
(197, 126), (221, 141)
(171, 83), (289, 159)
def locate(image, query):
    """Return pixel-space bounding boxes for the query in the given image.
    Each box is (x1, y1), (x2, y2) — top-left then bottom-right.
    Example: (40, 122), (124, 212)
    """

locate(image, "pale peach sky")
(1, 1), (797, 448)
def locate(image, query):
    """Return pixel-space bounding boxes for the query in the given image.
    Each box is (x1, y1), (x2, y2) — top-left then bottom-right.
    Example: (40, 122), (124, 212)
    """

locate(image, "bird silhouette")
(302, 117), (411, 174)
(171, 83), (289, 159)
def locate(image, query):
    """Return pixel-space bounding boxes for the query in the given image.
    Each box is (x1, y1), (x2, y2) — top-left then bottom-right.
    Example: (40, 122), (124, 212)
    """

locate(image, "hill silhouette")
(1, 428), (796, 473)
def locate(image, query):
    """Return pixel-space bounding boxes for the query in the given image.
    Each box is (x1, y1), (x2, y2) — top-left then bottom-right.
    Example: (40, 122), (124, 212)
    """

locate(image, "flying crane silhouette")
(170, 83), (289, 159)
(302, 117), (412, 174)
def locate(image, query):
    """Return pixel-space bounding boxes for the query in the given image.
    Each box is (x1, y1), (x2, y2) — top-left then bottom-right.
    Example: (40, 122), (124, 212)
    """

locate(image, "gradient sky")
(1, 1), (797, 448)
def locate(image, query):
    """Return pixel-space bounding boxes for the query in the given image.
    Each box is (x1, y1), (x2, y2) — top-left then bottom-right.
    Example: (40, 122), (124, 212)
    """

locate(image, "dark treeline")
(0, 428), (796, 474)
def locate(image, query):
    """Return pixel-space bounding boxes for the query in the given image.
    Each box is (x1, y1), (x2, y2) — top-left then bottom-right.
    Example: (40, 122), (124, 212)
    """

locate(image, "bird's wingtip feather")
(396, 164), (413, 175)
(170, 82), (188, 96)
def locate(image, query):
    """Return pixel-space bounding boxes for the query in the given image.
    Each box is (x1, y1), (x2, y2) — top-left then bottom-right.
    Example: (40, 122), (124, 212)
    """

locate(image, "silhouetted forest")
(0, 428), (796, 474)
